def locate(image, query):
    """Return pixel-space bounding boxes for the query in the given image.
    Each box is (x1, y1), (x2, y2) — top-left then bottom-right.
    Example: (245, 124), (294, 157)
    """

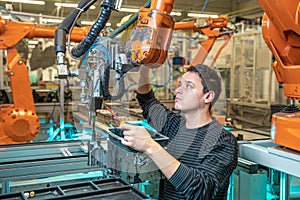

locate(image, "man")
(120, 64), (238, 199)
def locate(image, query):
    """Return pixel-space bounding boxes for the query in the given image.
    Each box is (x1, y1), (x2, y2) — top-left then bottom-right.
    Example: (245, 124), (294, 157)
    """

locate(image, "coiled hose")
(71, 0), (115, 58)
(101, 63), (125, 100)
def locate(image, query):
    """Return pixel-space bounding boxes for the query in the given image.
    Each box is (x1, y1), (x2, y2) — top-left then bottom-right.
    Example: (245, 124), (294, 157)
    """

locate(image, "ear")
(204, 91), (215, 104)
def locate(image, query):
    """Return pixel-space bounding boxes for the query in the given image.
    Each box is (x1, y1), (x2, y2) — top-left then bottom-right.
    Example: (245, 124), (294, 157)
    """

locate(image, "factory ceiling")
(0, 0), (264, 29)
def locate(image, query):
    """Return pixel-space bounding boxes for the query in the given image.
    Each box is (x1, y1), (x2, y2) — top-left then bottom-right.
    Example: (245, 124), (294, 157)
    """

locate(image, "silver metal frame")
(0, 141), (100, 194)
(239, 140), (300, 177)
(239, 140), (300, 200)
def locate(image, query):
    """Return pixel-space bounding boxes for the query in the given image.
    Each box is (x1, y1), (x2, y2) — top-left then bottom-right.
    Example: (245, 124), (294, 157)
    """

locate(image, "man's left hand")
(119, 123), (156, 153)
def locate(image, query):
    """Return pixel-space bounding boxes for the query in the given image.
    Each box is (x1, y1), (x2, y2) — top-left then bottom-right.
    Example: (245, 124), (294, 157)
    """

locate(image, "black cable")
(71, 0), (115, 58)
(58, 0), (96, 32)
(0, 6), (22, 21)
(65, 78), (69, 122)
(55, 0), (98, 55)
(50, 101), (57, 122)
(101, 63), (125, 100)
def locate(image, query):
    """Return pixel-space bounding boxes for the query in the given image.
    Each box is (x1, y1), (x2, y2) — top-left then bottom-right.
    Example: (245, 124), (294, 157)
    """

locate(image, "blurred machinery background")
(0, 0), (300, 199)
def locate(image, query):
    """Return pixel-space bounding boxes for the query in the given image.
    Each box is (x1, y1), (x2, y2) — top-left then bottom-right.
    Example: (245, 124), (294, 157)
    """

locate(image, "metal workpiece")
(87, 128), (166, 183)
(73, 111), (165, 183)
(87, 140), (107, 167)
(106, 140), (164, 183)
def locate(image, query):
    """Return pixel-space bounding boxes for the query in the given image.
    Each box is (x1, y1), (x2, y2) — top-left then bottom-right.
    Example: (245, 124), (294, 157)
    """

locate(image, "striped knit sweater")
(137, 90), (238, 200)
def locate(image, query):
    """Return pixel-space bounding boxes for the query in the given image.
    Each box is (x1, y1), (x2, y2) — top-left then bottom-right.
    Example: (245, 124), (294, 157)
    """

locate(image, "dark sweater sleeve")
(136, 90), (179, 135)
(136, 90), (157, 118)
(168, 133), (238, 199)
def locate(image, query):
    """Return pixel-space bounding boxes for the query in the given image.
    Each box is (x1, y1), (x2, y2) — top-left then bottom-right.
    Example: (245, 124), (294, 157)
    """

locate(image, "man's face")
(174, 71), (207, 112)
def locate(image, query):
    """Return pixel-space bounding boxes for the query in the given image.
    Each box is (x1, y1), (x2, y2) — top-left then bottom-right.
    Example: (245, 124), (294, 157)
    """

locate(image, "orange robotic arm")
(127, 0), (175, 68)
(128, 6), (231, 69)
(174, 16), (232, 67)
(257, 0), (300, 151)
(257, 0), (300, 99)
(0, 1), (229, 144)
(0, 17), (90, 144)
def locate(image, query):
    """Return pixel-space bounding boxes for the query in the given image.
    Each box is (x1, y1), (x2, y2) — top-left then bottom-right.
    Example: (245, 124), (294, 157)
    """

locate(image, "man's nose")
(175, 86), (182, 94)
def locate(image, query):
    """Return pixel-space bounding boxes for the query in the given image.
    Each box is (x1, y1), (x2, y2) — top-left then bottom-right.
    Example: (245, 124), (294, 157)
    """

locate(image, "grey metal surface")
(0, 141), (85, 163)
(239, 140), (300, 178)
(0, 178), (150, 200)
(234, 169), (267, 200)
(0, 141), (99, 182)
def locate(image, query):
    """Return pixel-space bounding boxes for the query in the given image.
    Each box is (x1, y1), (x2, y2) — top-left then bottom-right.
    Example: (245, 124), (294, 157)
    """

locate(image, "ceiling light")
(0, 14), (35, 22)
(0, 0), (45, 5)
(1, 15), (10, 20)
(41, 18), (63, 23)
(54, 3), (96, 9)
(28, 44), (36, 48)
(81, 20), (111, 27)
(170, 11), (181, 16)
(187, 13), (219, 18)
(119, 7), (181, 16)
(120, 8), (139, 13)
(28, 40), (39, 45)
(80, 21), (93, 25)
(26, 16), (35, 21)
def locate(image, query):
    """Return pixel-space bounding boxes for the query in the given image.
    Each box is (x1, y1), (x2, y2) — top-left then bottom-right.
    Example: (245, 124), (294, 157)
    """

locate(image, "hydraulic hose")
(55, 0), (96, 55)
(102, 63), (125, 100)
(71, 0), (115, 59)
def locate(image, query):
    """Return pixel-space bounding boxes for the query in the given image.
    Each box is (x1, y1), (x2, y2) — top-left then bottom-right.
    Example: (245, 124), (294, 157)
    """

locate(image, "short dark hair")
(187, 64), (221, 107)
